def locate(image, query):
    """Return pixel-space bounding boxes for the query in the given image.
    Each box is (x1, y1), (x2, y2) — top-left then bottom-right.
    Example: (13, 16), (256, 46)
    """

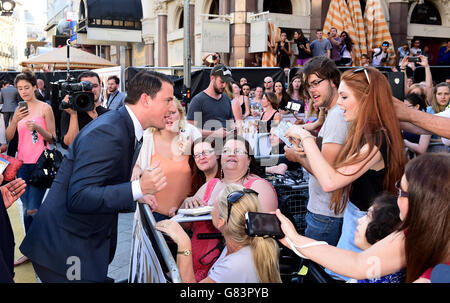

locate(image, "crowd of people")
(0, 31), (449, 284)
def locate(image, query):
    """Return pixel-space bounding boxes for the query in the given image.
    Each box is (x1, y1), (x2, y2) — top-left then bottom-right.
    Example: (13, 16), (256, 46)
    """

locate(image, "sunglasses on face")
(226, 188), (258, 223)
(395, 180), (408, 198)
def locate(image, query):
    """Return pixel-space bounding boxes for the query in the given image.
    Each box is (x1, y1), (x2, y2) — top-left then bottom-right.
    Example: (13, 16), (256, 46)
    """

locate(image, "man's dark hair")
(366, 194), (401, 245)
(302, 56), (341, 88)
(405, 93), (426, 111)
(15, 71), (37, 87)
(107, 75), (120, 85)
(125, 70), (173, 105)
(77, 71), (101, 84)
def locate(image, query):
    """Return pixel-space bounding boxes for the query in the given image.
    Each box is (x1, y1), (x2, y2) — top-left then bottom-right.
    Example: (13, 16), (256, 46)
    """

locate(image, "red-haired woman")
(285, 67), (406, 281)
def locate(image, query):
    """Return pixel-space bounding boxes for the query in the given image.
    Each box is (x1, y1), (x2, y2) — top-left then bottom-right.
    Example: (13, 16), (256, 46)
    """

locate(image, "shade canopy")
(20, 46), (117, 70)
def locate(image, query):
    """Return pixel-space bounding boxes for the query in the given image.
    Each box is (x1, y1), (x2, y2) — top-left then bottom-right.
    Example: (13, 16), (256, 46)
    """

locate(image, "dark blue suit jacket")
(20, 106), (137, 282)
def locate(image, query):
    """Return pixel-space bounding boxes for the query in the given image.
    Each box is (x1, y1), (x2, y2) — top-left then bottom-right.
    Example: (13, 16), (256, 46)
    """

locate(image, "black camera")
(51, 77), (95, 112)
(212, 55), (217, 60)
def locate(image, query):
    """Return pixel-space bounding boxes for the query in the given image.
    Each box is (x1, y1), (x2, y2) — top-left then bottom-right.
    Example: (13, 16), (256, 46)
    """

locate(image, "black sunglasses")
(226, 188), (258, 224)
(395, 180), (408, 198)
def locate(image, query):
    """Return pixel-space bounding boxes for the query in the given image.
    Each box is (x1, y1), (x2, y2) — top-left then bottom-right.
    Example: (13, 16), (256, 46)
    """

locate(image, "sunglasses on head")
(226, 188), (258, 224)
(353, 67), (370, 85)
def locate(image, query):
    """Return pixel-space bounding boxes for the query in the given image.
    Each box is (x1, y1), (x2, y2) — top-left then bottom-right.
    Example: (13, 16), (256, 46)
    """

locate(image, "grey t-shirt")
(307, 104), (349, 218)
(187, 91), (233, 130)
(310, 39), (332, 57)
(208, 246), (259, 283)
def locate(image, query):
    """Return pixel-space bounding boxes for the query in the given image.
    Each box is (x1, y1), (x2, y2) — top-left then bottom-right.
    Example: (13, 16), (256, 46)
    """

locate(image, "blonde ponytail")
(218, 184), (282, 283)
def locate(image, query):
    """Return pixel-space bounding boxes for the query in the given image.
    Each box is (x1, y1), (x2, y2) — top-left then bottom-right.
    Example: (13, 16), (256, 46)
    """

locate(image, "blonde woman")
(132, 99), (200, 221)
(156, 183), (282, 283)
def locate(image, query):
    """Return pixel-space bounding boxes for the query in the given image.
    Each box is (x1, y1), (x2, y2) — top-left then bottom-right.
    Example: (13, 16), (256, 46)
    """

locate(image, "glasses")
(395, 180), (408, 198)
(307, 78), (325, 89)
(222, 148), (248, 156)
(264, 81), (273, 84)
(193, 149), (215, 159)
(353, 68), (371, 84)
(226, 188), (258, 223)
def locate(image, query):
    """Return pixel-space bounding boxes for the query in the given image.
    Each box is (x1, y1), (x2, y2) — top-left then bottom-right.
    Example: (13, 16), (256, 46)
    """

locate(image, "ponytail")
(250, 237), (282, 283)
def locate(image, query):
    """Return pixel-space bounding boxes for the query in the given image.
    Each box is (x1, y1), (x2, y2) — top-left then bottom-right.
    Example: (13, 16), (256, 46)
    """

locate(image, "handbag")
(29, 137), (63, 188)
(0, 154), (23, 182)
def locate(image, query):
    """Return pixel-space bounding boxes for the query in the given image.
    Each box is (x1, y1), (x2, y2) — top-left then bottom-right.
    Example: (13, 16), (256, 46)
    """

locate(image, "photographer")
(60, 71), (108, 149)
(370, 41), (390, 67)
(202, 52), (221, 67)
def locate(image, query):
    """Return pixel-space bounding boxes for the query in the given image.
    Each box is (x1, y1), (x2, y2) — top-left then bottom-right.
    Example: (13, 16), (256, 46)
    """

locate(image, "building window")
(208, 0), (219, 18)
(410, 1), (441, 25)
(178, 9), (184, 29)
(263, 0), (292, 15)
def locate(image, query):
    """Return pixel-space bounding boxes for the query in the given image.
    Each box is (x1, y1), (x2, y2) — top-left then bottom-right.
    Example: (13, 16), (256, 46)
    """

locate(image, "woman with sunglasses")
(285, 67), (406, 280)
(276, 153), (450, 283)
(156, 183), (281, 283)
(179, 134), (278, 281)
(132, 99), (200, 222)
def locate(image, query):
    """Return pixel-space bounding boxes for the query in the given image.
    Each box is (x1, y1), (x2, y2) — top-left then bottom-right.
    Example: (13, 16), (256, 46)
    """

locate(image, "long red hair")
(330, 67), (406, 214)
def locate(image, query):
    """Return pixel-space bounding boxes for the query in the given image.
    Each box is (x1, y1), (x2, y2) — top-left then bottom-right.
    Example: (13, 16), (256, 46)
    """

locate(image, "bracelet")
(300, 135), (315, 148)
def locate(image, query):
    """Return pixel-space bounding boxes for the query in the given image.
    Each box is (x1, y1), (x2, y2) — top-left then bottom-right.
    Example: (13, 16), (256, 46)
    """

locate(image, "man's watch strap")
(177, 249), (191, 256)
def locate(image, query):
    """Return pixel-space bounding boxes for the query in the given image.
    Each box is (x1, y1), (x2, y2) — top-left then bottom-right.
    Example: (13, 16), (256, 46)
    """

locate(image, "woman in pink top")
(132, 99), (194, 222)
(5, 72), (55, 266)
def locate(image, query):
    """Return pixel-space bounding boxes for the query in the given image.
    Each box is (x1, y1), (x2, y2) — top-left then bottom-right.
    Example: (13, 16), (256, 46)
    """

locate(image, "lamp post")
(1, 0), (16, 16)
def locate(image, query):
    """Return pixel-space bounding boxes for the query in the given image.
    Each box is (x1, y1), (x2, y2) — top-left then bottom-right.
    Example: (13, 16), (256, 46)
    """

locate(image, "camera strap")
(107, 91), (119, 109)
(285, 238), (328, 259)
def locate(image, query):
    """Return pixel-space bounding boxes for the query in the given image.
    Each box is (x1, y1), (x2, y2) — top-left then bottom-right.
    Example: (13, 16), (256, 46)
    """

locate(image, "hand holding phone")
(275, 120), (294, 148)
(245, 212), (285, 239)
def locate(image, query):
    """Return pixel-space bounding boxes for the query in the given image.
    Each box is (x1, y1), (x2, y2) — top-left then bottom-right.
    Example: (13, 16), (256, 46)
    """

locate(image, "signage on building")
(201, 20), (230, 53)
(249, 20), (268, 53)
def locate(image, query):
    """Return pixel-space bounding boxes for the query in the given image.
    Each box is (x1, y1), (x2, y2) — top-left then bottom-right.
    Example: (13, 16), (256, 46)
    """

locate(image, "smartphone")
(245, 212), (285, 239)
(18, 101), (28, 110)
(408, 57), (421, 63)
(275, 120), (294, 148)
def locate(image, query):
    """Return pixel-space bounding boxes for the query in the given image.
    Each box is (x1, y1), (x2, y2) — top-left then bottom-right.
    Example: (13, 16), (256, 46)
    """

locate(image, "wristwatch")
(177, 249), (191, 256)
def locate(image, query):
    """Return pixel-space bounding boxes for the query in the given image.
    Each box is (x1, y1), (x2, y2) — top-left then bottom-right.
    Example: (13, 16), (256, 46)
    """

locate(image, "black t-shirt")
(0, 196), (14, 283)
(60, 105), (109, 149)
(187, 91), (233, 130)
(276, 41), (291, 69)
(295, 37), (312, 59)
(349, 130), (389, 212)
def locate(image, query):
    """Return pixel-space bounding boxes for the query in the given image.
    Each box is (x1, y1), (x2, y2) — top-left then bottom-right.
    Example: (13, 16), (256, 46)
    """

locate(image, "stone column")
(143, 36), (155, 66)
(115, 45), (121, 65)
(104, 45), (111, 61)
(156, 1), (168, 67)
(219, 0), (231, 65)
(125, 44), (133, 67)
(310, 0), (330, 33)
(389, 0), (409, 51)
(230, 0), (256, 67)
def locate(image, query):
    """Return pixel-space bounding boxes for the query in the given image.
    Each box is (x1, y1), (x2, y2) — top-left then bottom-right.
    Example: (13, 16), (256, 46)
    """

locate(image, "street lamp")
(1, 0), (16, 16)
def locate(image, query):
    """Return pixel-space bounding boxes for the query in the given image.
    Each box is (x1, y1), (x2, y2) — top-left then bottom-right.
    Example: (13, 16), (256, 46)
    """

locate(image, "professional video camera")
(51, 77), (95, 112)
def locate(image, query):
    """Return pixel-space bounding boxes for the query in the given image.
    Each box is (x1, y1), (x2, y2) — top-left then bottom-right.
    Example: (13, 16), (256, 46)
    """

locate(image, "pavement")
(10, 142), (134, 283)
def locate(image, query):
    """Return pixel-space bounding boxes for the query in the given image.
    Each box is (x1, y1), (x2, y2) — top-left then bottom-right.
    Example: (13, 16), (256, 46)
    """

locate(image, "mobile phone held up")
(245, 212), (285, 239)
(408, 56), (421, 63)
(18, 101), (28, 110)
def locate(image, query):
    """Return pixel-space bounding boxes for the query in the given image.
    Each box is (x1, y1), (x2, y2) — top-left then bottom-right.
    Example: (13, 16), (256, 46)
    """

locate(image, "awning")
(347, 0), (367, 66)
(323, 0), (359, 66)
(20, 46), (117, 70)
(262, 22), (280, 67)
(364, 0), (396, 65)
(86, 0), (142, 21)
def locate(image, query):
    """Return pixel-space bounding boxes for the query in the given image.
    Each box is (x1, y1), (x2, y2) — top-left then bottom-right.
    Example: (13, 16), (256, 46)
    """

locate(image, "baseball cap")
(210, 64), (233, 83)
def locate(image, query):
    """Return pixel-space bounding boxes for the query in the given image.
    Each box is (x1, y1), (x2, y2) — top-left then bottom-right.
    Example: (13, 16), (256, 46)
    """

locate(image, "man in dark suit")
(0, 81), (20, 128)
(20, 70), (172, 282)
(34, 79), (46, 102)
